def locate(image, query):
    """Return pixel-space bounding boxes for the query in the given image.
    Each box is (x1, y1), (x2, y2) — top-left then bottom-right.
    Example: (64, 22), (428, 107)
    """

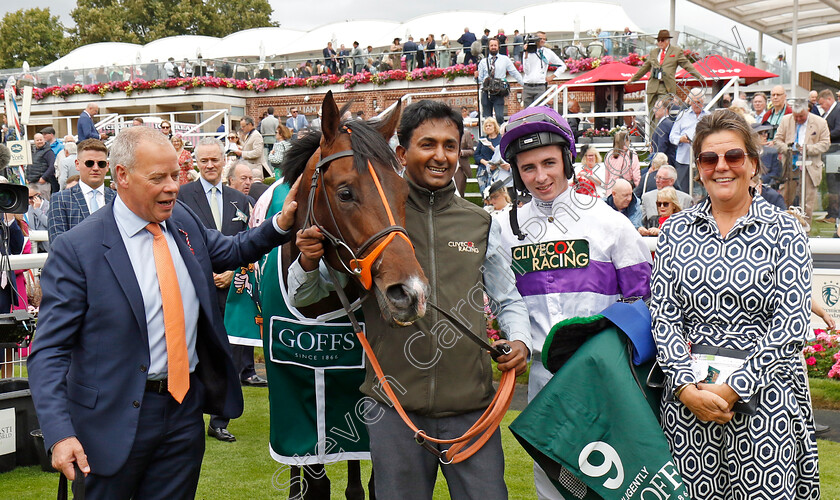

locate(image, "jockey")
(496, 106), (653, 499)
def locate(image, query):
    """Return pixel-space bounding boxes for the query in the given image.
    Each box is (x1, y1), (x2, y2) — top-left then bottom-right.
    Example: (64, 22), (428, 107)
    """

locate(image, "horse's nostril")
(385, 284), (412, 309)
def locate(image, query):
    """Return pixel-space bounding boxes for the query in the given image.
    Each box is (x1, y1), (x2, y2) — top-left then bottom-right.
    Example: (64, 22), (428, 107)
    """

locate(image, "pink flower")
(803, 346), (815, 355)
(814, 344), (826, 352)
(806, 356), (817, 366)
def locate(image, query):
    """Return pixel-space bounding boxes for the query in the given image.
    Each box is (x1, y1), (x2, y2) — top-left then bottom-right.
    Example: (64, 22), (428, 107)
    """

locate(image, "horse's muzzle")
(378, 275), (428, 327)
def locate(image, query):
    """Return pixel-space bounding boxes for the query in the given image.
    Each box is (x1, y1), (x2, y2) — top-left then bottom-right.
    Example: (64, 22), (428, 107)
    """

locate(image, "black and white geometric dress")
(651, 194), (820, 500)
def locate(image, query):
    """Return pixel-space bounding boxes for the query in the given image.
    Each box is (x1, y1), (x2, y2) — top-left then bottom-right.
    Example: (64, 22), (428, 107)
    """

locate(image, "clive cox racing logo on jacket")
(449, 241), (480, 253)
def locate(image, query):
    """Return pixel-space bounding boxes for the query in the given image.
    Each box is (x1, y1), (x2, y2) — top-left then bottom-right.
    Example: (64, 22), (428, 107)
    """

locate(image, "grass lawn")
(1, 384), (838, 498)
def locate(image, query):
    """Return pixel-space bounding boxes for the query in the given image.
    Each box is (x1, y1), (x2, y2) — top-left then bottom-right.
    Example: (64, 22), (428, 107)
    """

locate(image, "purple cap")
(500, 106), (576, 162)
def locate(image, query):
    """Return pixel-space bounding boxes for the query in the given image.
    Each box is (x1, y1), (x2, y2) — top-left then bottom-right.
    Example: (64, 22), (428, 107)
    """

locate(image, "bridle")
(304, 147), (412, 290)
(304, 140), (516, 465)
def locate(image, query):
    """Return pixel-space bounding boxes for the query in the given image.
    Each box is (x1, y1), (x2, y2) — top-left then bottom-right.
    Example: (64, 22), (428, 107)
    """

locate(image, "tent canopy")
(563, 62), (643, 91)
(687, 0), (840, 44)
(675, 55), (778, 85)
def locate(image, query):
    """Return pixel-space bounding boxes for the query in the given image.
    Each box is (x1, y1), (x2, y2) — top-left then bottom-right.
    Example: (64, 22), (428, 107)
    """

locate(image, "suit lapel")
(102, 205), (148, 343)
(71, 186), (91, 218)
(187, 183), (216, 229)
(221, 188), (236, 234)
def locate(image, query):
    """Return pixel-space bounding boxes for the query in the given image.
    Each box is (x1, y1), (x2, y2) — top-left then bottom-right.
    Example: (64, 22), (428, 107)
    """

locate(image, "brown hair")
(277, 124), (293, 141)
(76, 138), (107, 156)
(692, 109), (761, 163)
(692, 109), (762, 181)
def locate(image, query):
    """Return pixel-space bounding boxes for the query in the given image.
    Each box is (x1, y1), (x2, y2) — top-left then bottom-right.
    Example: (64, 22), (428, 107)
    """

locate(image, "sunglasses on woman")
(656, 201), (671, 208)
(695, 148), (747, 170)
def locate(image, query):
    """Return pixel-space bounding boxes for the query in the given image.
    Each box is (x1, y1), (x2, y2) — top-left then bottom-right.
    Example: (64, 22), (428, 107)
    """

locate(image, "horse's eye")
(337, 188), (354, 202)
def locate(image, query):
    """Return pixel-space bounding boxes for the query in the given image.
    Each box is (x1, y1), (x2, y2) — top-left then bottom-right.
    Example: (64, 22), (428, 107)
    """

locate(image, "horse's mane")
(282, 118), (401, 184)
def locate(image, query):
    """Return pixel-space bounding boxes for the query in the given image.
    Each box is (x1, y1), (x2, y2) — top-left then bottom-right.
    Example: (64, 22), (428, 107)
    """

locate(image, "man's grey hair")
(658, 164), (678, 180)
(196, 136), (224, 155)
(650, 152), (669, 170)
(686, 88), (705, 104)
(109, 127), (173, 178)
(226, 160), (252, 183)
(241, 116), (255, 127)
(791, 99), (809, 113)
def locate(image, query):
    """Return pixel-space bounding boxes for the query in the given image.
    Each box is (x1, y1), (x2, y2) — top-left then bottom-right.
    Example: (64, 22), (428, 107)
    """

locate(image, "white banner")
(811, 269), (840, 332)
(0, 407), (15, 456)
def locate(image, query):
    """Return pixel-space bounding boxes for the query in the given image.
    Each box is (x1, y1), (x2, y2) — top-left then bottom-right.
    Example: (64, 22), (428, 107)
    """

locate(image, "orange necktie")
(146, 223), (189, 403)
(659, 47), (666, 65)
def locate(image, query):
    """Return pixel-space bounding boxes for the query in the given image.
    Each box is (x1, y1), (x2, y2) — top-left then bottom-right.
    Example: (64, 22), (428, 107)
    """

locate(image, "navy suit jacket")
(651, 116), (677, 167)
(77, 111), (98, 141)
(28, 200), (290, 476)
(47, 184), (116, 242)
(178, 181), (251, 309)
(824, 104), (840, 143)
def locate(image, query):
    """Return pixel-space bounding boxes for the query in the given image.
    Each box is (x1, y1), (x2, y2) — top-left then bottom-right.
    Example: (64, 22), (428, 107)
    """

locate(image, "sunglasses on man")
(83, 160), (108, 169)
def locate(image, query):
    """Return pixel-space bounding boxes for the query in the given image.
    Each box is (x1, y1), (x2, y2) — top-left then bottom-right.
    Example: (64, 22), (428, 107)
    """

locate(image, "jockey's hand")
(493, 339), (529, 376)
(275, 176), (301, 231)
(296, 226), (325, 271)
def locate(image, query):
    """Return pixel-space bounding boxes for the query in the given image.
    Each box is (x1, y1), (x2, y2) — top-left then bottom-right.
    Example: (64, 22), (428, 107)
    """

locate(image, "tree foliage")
(0, 8), (67, 68)
(68, 0), (277, 48)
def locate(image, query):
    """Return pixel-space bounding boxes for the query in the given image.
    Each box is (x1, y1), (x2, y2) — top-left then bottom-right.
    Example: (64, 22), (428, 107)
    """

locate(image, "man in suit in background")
(774, 99), (831, 219)
(285, 107), (309, 137)
(627, 29), (704, 124)
(817, 89), (840, 222)
(236, 117), (270, 181)
(77, 103), (105, 142)
(28, 126), (299, 499)
(178, 138), (268, 443)
(457, 27), (477, 65)
(650, 98), (677, 168)
(48, 139), (116, 242)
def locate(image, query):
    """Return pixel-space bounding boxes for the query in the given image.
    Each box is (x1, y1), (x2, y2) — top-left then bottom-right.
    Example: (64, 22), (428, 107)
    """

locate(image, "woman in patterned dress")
(172, 134), (193, 185)
(651, 109), (819, 499)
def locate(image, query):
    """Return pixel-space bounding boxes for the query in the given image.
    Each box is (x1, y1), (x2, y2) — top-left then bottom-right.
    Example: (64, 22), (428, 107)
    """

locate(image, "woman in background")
(172, 134), (193, 185)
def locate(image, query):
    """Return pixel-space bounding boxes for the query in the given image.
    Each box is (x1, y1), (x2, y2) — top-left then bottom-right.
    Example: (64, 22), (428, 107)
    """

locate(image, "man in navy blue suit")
(650, 98), (676, 168)
(178, 138), (266, 443)
(457, 27), (477, 65)
(28, 126), (299, 499)
(47, 139), (116, 242)
(76, 103), (104, 142)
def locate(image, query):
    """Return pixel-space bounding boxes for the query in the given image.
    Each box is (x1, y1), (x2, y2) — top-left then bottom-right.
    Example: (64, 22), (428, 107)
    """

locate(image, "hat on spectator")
(656, 30), (673, 41)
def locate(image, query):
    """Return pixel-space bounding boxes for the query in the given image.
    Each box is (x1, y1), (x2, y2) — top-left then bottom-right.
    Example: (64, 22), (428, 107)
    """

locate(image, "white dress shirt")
(522, 47), (567, 84)
(113, 196), (200, 380)
(476, 53), (524, 89)
(79, 181), (105, 214)
(199, 176), (224, 222)
(670, 109), (709, 165)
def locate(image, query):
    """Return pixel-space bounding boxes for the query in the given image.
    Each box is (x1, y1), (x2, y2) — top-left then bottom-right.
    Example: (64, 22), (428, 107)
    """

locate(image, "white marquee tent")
(37, 1), (643, 74)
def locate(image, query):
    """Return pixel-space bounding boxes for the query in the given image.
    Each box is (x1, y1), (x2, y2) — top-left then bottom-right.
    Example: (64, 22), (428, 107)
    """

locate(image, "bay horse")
(271, 91), (428, 499)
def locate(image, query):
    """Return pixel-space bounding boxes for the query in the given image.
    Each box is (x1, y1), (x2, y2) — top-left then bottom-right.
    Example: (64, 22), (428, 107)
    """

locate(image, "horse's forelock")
(282, 118), (400, 185)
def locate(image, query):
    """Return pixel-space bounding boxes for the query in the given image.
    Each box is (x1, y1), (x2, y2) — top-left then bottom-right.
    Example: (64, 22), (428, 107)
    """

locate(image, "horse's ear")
(374, 99), (402, 142)
(320, 91), (341, 145)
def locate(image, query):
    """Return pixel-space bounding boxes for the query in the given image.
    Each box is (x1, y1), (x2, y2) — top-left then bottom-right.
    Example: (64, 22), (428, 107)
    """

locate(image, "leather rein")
(304, 145), (516, 464)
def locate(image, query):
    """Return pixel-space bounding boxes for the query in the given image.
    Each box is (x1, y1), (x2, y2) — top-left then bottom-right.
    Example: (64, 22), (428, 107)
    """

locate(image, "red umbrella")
(675, 55), (778, 85)
(563, 62), (645, 91)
